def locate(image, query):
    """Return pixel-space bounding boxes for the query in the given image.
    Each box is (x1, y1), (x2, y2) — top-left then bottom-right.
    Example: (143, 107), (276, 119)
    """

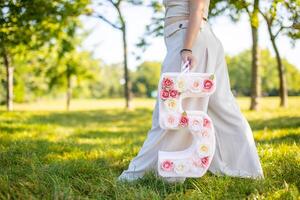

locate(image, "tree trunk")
(121, 22), (131, 109)
(3, 50), (14, 111)
(99, 2), (131, 109)
(267, 25), (288, 107)
(66, 65), (72, 111)
(249, 0), (261, 111)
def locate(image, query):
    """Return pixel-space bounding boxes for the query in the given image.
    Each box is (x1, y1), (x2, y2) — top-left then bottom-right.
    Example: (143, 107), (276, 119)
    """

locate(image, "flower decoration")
(174, 160), (189, 174)
(189, 78), (203, 93)
(203, 79), (214, 91)
(164, 98), (178, 111)
(162, 77), (174, 89)
(203, 118), (211, 128)
(203, 75), (215, 92)
(158, 73), (216, 177)
(164, 113), (180, 128)
(201, 129), (209, 137)
(161, 160), (174, 171)
(192, 156), (210, 168)
(179, 111), (189, 127)
(201, 156), (210, 168)
(189, 116), (203, 133)
(169, 89), (179, 98)
(160, 89), (170, 100)
(192, 157), (202, 168)
(199, 144), (209, 153)
(175, 78), (186, 92)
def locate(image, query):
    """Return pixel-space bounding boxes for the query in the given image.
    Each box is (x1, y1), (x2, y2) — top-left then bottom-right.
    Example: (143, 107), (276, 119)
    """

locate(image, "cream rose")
(164, 98), (178, 112)
(174, 160), (190, 174)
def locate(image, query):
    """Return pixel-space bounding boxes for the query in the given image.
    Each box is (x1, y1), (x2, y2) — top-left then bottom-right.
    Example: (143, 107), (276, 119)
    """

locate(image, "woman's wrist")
(180, 48), (192, 55)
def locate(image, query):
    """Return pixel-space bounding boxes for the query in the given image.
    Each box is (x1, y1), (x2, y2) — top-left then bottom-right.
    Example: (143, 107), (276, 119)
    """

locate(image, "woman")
(118, 0), (264, 183)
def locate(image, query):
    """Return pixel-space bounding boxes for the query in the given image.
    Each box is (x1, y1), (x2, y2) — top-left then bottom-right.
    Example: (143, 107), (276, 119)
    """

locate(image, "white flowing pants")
(118, 20), (264, 181)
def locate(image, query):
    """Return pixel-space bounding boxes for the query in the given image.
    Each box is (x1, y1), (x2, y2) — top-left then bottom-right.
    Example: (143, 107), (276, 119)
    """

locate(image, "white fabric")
(163, 0), (210, 20)
(118, 20), (264, 182)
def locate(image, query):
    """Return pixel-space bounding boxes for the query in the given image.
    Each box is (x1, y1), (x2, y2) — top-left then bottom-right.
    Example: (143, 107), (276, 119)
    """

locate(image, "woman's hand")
(181, 0), (205, 70)
(180, 50), (196, 69)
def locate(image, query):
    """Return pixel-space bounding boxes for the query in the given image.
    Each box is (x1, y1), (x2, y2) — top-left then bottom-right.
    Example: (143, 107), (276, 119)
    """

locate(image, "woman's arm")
(181, 0), (205, 68)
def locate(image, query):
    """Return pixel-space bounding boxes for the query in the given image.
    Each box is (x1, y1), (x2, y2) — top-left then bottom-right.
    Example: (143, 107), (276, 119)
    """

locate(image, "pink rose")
(161, 160), (174, 171)
(160, 89), (169, 100)
(203, 79), (213, 91)
(169, 89), (179, 98)
(193, 156), (210, 168)
(203, 118), (211, 128)
(192, 157), (202, 167)
(168, 116), (176, 124)
(189, 79), (202, 92)
(193, 81), (200, 88)
(201, 156), (210, 167)
(201, 129), (209, 137)
(192, 119), (201, 126)
(189, 117), (203, 133)
(179, 115), (189, 127)
(162, 77), (174, 89)
(165, 113), (180, 128)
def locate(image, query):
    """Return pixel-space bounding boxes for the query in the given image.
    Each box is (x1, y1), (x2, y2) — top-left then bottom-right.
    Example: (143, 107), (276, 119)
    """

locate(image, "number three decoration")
(158, 63), (217, 177)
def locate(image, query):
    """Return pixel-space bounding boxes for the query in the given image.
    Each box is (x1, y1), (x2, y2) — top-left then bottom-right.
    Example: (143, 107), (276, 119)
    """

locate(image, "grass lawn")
(0, 97), (299, 199)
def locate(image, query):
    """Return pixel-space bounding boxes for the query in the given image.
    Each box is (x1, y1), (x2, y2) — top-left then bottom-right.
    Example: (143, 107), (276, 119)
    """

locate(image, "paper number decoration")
(158, 72), (216, 177)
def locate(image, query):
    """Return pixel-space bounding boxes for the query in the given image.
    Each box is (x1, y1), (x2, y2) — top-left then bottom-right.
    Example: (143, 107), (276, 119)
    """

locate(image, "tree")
(219, 0), (260, 110)
(93, 0), (142, 109)
(51, 21), (99, 110)
(226, 49), (300, 96)
(132, 61), (161, 97)
(226, 51), (252, 96)
(135, 1), (164, 54)
(95, 64), (124, 98)
(0, 0), (89, 111)
(47, 34), (100, 110)
(259, 0), (300, 107)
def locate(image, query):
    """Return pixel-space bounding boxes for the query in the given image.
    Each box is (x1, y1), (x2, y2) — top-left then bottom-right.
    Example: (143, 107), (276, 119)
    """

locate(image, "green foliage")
(226, 50), (252, 96)
(0, 45), (101, 102)
(47, 50), (101, 97)
(132, 61), (161, 97)
(0, 97), (299, 198)
(259, 0), (300, 43)
(0, 0), (90, 51)
(93, 64), (124, 98)
(0, 0), (91, 107)
(2, 47), (299, 102)
(227, 49), (300, 96)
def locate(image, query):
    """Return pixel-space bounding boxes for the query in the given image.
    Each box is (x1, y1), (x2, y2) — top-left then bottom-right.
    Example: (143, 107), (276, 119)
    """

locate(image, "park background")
(0, 0), (299, 199)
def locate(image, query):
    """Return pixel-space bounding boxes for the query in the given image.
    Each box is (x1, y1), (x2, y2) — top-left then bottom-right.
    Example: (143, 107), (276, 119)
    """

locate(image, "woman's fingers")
(181, 51), (197, 70)
(190, 55), (196, 69)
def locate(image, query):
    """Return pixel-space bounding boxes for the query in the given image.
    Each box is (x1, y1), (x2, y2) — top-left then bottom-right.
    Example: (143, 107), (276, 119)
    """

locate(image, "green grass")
(0, 97), (299, 199)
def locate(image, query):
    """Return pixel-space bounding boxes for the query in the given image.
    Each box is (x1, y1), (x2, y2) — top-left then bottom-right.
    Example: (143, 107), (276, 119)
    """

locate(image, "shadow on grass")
(0, 139), (125, 199)
(0, 108), (153, 144)
(249, 116), (300, 131)
(1, 107), (300, 198)
(22, 108), (153, 128)
(257, 133), (300, 145)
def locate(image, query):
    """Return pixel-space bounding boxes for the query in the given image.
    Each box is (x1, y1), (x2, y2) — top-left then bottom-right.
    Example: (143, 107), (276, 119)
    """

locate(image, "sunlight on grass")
(0, 97), (299, 199)
(0, 98), (156, 111)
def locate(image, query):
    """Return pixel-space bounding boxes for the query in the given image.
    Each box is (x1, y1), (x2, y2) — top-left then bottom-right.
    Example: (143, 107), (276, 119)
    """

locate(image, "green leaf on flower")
(209, 74), (215, 80)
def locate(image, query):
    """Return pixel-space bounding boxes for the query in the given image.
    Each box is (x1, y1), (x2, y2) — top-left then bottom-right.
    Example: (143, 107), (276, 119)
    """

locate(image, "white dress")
(118, 0), (264, 182)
